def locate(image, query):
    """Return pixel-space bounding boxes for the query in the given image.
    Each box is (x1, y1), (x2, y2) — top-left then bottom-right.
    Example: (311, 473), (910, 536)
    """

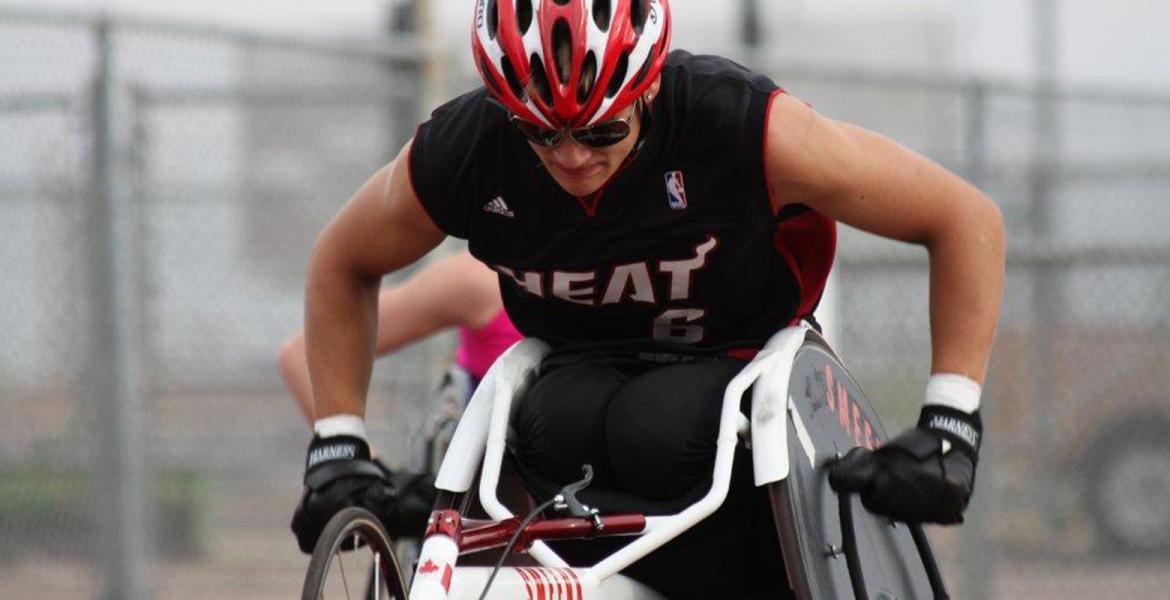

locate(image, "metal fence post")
(89, 16), (150, 600)
(741, 0), (761, 49)
(964, 81), (988, 187)
(1030, 0), (1063, 543)
(386, 0), (424, 146)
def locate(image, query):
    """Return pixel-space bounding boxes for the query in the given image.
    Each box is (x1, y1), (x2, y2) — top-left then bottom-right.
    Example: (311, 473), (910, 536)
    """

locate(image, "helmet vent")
(592, 0), (611, 32)
(516, 0), (534, 35)
(480, 54), (503, 96)
(552, 18), (573, 85)
(630, 52), (654, 88)
(630, 0), (649, 35)
(577, 51), (598, 104)
(486, 0), (499, 40)
(502, 56), (526, 100)
(552, 0), (570, 5)
(604, 51), (629, 98)
(529, 53), (553, 104)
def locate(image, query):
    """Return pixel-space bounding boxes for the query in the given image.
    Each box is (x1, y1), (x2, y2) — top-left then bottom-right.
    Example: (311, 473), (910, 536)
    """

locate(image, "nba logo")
(664, 170), (688, 210)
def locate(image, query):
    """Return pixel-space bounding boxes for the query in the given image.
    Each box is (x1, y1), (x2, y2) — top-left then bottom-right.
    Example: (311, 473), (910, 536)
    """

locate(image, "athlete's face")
(526, 102), (644, 198)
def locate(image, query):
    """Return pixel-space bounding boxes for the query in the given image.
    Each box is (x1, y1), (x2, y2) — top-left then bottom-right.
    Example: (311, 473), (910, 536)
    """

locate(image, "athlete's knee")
(606, 359), (743, 499)
(516, 363), (622, 433)
(514, 362), (626, 485)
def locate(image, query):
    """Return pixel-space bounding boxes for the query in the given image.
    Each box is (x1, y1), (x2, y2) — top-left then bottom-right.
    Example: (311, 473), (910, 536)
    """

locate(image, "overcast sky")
(8, 0), (1169, 90)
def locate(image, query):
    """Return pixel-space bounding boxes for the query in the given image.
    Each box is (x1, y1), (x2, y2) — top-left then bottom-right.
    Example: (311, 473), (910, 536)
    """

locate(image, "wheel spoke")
(374, 552), (381, 600)
(338, 537), (353, 600)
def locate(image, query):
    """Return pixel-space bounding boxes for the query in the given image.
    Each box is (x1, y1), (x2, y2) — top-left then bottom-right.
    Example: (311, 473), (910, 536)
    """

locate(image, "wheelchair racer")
(291, 1), (1005, 597)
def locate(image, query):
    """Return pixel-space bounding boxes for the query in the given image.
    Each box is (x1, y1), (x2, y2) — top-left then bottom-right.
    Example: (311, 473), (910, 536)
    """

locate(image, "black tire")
(1086, 420), (1170, 555)
(302, 507), (409, 600)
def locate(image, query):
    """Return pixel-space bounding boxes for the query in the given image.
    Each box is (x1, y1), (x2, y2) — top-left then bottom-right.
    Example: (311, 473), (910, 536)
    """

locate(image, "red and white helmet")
(472, 0), (672, 128)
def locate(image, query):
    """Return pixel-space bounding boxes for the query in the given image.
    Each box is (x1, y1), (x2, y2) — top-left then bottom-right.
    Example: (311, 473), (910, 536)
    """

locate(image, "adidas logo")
(484, 196), (515, 218)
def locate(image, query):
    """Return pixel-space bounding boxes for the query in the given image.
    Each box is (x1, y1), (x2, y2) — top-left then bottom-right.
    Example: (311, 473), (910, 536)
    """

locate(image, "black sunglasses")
(510, 101), (641, 149)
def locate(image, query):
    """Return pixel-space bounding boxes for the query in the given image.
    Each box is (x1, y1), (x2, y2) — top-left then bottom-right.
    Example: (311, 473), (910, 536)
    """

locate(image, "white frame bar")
(418, 325), (820, 596)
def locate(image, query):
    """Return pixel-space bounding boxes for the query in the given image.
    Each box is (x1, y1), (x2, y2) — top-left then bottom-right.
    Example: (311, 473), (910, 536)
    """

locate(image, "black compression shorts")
(512, 351), (792, 600)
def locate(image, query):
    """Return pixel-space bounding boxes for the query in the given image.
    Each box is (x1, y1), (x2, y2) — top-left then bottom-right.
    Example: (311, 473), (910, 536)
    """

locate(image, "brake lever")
(552, 464), (604, 531)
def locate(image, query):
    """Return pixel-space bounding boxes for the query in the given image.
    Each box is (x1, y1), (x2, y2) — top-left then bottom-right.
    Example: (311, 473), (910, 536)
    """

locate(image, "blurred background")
(1, 0), (1168, 598)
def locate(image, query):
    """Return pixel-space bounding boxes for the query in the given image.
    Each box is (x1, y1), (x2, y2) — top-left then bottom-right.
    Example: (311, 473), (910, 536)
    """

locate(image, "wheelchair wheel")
(772, 333), (943, 599)
(302, 507), (409, 600)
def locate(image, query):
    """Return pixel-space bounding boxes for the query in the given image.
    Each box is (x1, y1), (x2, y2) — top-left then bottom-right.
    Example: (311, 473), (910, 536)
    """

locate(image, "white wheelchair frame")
(407, 323), (827, 600)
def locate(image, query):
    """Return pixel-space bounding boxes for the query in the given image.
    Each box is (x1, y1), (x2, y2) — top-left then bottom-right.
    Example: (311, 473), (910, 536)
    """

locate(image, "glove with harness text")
(290, 434), (437, 553)
(828, 404), (981, 525)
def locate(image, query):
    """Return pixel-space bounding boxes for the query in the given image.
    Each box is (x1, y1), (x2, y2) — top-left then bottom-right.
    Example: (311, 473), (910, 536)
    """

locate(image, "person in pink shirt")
(278, 250), (521, 424)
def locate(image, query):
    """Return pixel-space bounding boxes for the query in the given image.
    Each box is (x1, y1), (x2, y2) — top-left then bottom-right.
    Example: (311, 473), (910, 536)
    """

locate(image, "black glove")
(382, 469), (438, 539)
(291, 435), (396, 553)
(828, 405), (982, 525)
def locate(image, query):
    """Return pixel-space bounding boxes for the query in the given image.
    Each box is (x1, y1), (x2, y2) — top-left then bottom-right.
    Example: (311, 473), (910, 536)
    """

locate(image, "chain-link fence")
(0, 9), (443, 599)
(3, 6), (1170, 599)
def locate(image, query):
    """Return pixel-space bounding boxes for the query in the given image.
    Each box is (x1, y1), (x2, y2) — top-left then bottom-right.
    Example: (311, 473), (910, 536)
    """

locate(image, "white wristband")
(314, 414), (368, 441)
(925, 373), (981, 413)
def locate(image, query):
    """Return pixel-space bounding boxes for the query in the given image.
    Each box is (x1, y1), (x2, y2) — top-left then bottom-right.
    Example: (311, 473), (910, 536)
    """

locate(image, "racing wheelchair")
(302, 323), (951, 599)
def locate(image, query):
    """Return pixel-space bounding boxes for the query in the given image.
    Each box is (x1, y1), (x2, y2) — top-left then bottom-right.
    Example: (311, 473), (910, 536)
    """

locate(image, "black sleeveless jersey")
(410, 51), (836, 350)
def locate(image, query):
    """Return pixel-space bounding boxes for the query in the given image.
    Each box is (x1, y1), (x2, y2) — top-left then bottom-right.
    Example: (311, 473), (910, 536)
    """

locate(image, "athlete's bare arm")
(279, 251), (503, 423)
(304, 142), (446, 421)
(765, 93), (1005, 383)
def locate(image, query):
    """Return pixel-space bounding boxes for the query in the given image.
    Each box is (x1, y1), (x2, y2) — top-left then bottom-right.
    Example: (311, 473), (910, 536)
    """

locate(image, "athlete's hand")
(382, 469), (438, 539)
(290, 435), (397, 553)
(828, 405), (982, 524)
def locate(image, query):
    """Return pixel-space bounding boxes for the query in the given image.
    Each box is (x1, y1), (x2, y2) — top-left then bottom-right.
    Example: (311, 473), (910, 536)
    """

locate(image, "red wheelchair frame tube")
(425, 509), (648, 555)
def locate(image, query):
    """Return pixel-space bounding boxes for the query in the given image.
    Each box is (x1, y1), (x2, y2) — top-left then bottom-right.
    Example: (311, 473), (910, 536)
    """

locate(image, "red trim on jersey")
(575, 190), (601, 217)
(574, 145), (639, 217)
(761, 88), (788, 215)
(406, 130), (447, 234)
(775, 211), (837, 319)
(726, 347), (759, 361)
